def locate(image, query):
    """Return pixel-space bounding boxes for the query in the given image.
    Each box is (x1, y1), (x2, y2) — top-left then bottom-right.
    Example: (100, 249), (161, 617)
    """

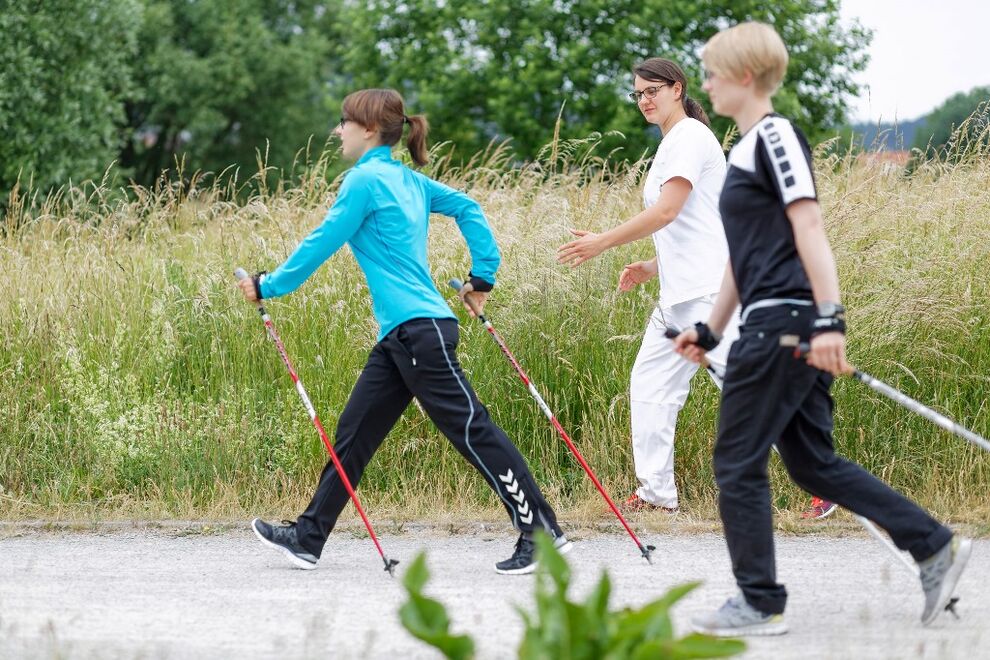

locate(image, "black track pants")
(714, 306), (952, 615)
(295, 317), (563, 556)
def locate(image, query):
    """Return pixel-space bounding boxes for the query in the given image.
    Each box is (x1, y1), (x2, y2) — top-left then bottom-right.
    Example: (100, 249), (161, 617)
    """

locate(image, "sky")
(840, 1), (990, 123)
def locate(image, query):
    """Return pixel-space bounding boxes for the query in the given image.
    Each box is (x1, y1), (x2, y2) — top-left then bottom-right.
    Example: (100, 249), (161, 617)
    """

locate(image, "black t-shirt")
(720, 113), (817, 308)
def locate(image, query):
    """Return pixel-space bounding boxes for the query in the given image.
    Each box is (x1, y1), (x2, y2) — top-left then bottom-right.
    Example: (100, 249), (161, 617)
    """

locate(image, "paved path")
(0, 524), (985, 659)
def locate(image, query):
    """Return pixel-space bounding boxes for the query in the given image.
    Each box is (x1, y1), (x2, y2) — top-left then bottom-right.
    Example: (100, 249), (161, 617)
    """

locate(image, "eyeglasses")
(628, 84), (670, 104)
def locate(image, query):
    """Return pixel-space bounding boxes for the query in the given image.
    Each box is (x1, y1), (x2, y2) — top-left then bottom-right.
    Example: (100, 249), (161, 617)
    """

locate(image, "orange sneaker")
(620, 493), (678, 514)
(801, 496), (838, 519)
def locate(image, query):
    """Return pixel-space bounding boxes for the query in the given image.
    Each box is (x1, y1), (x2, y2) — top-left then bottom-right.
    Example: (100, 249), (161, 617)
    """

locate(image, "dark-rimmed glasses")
(628, 84), (670, 104)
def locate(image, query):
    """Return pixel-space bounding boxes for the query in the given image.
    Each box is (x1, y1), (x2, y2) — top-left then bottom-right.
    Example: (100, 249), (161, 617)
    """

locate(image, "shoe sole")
(802, 505), (838, 520)
(692, 618), (789, 637)
(495, 539), (574, 576)
(251, 518), (318, 571)
(922, 537), (972, 626)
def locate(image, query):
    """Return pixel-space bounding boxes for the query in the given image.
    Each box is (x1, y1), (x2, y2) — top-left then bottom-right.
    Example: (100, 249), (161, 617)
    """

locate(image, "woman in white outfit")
(557, 57), (739, 512)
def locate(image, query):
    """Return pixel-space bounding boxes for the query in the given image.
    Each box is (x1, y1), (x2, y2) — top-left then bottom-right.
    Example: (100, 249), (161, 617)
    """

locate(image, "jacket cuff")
(467, 272), (494, 293)
(253, 271), (267, 300)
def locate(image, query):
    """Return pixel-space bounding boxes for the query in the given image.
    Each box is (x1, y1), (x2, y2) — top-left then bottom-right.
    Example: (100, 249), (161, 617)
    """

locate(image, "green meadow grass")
(1, 128), (988, 526)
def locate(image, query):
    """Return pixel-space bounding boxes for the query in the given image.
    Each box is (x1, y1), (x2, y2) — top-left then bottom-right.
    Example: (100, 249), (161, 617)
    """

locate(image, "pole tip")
(384, 558), (400, 577)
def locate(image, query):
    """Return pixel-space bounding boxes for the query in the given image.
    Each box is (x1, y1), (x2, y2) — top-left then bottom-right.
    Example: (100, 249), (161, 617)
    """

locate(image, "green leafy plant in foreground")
(400, 534), (745, 659)
(399, 553), (475, 660)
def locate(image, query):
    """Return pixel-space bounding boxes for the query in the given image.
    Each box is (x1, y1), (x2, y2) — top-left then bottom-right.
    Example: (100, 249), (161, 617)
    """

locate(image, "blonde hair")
(702, 22), (789, 95)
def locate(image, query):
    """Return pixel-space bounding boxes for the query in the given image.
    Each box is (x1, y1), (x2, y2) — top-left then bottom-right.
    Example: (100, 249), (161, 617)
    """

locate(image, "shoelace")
(512, 536), (535, 557)
(809, 497), (825, 508)
(271, 520), (298, 543)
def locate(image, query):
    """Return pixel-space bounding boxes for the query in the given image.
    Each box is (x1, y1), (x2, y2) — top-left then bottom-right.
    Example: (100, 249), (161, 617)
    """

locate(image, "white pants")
(629, 294), (740, 508)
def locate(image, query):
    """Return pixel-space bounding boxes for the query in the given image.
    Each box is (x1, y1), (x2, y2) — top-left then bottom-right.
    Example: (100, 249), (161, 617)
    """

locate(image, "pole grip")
(664, 324), (714, 370)
(234, 267), (265, 312)
(448, 278), (483, 318)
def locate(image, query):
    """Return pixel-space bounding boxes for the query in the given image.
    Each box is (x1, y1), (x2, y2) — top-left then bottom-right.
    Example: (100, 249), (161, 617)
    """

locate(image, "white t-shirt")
(642, 117), (728, 307)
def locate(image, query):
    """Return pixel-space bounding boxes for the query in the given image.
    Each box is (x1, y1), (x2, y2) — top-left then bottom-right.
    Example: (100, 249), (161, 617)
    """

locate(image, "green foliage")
(121, 0), (336, 186)
(912, 86), (990, 154)
(399, 535), (746, 659)
(336, 0), (871, 161)
(0, 0), (140, 204)
(518, 534), (744, 659)
(2, 0), (870, 198)
(399, 553), (476, 660)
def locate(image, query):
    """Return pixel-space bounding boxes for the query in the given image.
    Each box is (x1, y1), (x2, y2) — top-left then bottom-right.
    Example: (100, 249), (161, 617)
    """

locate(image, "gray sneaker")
(251, 518), (318, 570)
(919, 536), (971, 625)
(691, 593), (787, 637)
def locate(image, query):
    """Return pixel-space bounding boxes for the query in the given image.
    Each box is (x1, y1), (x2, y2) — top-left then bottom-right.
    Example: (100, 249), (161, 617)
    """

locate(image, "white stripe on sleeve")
(757, 117), (816, 205)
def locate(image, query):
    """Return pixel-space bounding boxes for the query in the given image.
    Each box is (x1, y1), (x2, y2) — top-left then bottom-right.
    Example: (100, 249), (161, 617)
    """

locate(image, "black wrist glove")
(252, 271), (267, 300)
(811, 303), (846, 336)
(693, 322), (721, 351)
(467, 272), (494, 293)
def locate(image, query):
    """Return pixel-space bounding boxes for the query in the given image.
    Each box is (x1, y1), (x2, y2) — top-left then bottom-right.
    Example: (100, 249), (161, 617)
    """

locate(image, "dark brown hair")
(341, 89), (429, 166)
(632, 58), (710, 127)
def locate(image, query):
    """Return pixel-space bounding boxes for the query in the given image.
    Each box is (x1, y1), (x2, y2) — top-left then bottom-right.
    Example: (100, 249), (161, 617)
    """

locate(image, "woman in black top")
(674, 21), (970, 637)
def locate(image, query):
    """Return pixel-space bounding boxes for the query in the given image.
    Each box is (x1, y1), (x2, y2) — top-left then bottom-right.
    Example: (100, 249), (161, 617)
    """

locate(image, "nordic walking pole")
(234, 268), (399, 576)
(449, 279), (656, 563)
(784, 337), (990, 454)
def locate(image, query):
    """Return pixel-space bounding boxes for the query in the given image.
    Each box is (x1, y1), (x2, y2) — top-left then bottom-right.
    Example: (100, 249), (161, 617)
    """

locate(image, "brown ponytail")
(340, 88), (431, 166)
(405, 114), (429, 167)
(632, 58), (711, 128)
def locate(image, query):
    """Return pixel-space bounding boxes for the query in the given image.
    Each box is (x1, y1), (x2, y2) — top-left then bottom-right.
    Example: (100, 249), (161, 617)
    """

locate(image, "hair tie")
(404, 115), (411, 125)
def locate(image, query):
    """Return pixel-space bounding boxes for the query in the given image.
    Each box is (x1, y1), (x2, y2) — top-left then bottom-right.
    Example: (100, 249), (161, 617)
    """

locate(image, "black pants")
(295, 317), (564, 556)
(714, 306), (952, 614)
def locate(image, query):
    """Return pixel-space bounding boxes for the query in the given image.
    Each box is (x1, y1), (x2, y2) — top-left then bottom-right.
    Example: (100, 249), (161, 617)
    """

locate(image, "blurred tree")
(121, 0), (338, 186)
(0, 0), (140, 202)
(912, 86), (990, 153)
(1, 0), (872, 197)
(334, 0), (871, 162)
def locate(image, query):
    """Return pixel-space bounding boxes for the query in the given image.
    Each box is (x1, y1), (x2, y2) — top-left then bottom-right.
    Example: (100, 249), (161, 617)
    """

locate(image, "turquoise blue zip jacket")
(259, 146), (499, 341)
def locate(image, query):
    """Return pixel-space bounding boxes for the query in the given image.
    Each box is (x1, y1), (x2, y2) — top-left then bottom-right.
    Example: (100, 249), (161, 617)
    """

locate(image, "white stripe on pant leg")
(431, 320), (521, 527)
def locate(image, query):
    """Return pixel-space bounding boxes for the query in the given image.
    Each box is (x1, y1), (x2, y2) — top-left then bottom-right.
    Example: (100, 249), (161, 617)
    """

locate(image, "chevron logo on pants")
(498, 469), (533, 524)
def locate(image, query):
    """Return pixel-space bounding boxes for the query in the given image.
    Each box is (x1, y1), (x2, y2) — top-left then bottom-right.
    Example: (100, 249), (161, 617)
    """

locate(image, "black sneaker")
(495, 533), (573, 575)
(251, 518), (318, 570)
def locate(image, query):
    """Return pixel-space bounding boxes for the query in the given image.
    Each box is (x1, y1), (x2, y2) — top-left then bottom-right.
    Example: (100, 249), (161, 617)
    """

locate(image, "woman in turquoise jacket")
(239, 88), (570, 574)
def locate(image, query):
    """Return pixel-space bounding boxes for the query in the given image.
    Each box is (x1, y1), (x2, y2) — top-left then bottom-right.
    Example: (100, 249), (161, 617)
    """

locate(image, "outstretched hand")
(618, 260), (658, 292)
(557, 229), (606, 268)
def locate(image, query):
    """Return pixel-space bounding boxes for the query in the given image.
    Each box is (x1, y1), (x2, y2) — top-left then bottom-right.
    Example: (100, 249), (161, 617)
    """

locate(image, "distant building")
(857, 150), (911, 172)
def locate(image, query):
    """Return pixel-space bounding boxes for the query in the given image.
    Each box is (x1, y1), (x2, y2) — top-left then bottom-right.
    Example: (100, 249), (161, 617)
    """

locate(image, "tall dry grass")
(1, 122), (988, 529)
